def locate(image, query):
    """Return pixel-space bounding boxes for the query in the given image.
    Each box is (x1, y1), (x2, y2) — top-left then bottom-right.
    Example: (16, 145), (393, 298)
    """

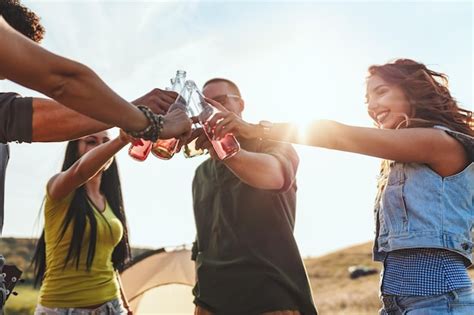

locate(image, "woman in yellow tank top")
(32, 130), (133, 314)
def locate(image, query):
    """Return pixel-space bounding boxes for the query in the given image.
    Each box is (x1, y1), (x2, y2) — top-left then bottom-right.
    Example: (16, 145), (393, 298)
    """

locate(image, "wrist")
(257, 120), (273, 139)
(125, 105), (164, 141)
(159, 115), (170, 139)
(223, 148), (243, 164)
(116, 136), (129, 146)
(109, 137), (128, 152)
(126, 103), (150, 131)
(242, 123), (258, 139)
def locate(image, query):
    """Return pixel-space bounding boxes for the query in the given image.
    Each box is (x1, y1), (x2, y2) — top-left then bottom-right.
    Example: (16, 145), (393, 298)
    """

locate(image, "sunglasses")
(210, 94), (241, 105)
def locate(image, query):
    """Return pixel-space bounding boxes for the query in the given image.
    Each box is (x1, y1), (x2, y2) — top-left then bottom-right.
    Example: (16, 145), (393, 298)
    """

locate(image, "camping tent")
(120, 247), (196, 314)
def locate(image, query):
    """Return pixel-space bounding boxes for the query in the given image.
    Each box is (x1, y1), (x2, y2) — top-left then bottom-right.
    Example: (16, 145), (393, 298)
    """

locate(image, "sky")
(1, 0), (472, 257)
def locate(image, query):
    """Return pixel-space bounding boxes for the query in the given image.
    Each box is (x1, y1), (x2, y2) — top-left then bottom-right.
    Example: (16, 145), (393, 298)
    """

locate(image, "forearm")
(75, 138), (127, 182)
(265, 120), (375, 151)
(270, 120), (449, 164)
(32, 98), (111, 142)
(48, 136), (129, 200)
(0, 18), (148, 132)
(45, 65), (149, 132)
(224, 150), (285, 190)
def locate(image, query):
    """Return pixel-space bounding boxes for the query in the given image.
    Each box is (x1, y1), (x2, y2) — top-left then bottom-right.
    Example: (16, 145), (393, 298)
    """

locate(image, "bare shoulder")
(430, 128), (470, 177)
(46, 173), (61, 199)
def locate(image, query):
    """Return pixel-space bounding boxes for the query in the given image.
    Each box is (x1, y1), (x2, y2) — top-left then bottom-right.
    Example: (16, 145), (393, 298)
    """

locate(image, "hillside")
(0, 237), (150, 285)
(2, 238), (474, 314)
(306, 241), (474, 314)
(306, 242), (382, 314)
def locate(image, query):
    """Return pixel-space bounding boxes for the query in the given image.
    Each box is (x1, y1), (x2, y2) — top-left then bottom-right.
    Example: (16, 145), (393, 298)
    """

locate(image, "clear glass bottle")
(151, 70), (187, 159)
(186, 80), (240, 160)
(183, 86), (206, 158)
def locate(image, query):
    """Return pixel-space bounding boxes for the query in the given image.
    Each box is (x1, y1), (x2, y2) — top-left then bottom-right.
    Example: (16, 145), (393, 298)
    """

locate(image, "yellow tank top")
(38, 190), (123, 307)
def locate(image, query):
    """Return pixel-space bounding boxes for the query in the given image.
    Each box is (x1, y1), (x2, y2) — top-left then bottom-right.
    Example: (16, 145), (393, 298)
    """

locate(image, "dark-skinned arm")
(31, 89), (179, 142)
(0, 16), (150, 132)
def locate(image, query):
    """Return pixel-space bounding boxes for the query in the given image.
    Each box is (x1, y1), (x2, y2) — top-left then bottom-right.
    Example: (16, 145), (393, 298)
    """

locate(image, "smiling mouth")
(376, 111), (389, 125)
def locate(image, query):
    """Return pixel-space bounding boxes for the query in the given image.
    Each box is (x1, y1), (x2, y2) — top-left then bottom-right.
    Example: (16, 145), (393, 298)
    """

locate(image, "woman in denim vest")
(207, 59), (474, 314)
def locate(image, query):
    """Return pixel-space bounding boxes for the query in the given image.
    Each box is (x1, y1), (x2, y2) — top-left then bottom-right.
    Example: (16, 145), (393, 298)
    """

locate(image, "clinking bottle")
(185, 80), (240, 160)
(183, 86), (206, 158)
(128, 70), (186, 161)
(150, 70), (187, 159)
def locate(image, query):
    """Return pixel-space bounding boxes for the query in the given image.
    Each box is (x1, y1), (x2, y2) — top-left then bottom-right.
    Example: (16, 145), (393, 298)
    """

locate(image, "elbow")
(47, 62), (94, 101)
(274, 174), (295, 192)
(254, 174), (288, 191)
(272, 174), (287, 191)
(71, 161), (89, 185)
(49, 77), (69, 101)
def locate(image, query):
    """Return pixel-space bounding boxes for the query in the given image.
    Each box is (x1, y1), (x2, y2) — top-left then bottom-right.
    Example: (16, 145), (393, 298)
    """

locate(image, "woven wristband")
(126, 105), (164, 142)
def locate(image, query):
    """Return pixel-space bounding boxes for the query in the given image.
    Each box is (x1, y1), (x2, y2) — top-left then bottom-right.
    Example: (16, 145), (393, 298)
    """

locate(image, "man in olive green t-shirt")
(191, 78), (317, 315)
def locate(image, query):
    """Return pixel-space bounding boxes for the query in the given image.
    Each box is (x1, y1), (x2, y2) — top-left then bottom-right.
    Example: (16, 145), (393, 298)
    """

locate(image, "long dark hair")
(368, 59), (473, 136)
(32, 139), (131, 287)
(371, 59), (473, 205)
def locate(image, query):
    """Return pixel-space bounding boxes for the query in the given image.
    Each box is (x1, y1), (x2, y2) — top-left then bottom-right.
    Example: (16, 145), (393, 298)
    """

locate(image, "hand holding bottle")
(160, 108), (192, 140)
(131, 88), (179, 115)
(151, 70), (187, 159)
(192, 126), (219, 160)
(205, 98), (255, 140)
(185, 84), (240, 160)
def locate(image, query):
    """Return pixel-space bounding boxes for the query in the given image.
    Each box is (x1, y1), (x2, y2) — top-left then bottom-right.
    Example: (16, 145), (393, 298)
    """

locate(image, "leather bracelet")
(125, 105), (164, 142)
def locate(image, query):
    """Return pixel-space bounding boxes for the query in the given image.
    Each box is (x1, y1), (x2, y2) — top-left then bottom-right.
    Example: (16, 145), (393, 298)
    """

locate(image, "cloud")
(2, 1), (472, 256)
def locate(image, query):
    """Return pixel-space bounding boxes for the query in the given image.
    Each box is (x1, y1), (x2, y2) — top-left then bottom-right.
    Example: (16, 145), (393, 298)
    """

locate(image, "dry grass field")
(306, 241), (474, 314)
(2, 238), (474, 314)
(306, 242), (383, 314)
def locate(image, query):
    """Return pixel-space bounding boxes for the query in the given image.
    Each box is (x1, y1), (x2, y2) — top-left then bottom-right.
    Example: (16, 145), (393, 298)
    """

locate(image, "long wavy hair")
(370, 59), (473, 205)
(368, 58), (473, 136)
(32, 139), (131, 287)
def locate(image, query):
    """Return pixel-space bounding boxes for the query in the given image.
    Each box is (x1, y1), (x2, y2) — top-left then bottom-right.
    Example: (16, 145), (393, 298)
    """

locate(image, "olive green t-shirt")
(192, 138), (317, 315)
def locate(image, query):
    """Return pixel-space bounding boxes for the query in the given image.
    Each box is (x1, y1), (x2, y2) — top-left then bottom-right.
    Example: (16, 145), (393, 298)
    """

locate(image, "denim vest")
(373, 127), (474, 265)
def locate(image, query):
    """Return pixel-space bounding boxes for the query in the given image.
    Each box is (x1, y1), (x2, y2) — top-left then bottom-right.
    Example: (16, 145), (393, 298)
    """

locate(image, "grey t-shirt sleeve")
(0, 92), (33, 143)
(0, 144), (9, 234)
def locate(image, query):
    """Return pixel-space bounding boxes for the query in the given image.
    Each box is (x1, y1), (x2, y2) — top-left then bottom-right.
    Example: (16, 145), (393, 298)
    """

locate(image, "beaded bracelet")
(126, 105), (164, 142)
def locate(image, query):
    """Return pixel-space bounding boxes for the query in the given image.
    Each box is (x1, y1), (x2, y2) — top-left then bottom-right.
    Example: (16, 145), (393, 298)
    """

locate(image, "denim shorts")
(34, 299), (127, 315)
(379, 287), (474, 315)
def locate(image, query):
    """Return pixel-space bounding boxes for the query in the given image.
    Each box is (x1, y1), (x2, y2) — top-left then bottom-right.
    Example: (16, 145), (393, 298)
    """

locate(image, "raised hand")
(192, 127), (218, 159)
(160, 109), (192, 140)
(204, 98), (254, 140)
(132, 88), (178, 115)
